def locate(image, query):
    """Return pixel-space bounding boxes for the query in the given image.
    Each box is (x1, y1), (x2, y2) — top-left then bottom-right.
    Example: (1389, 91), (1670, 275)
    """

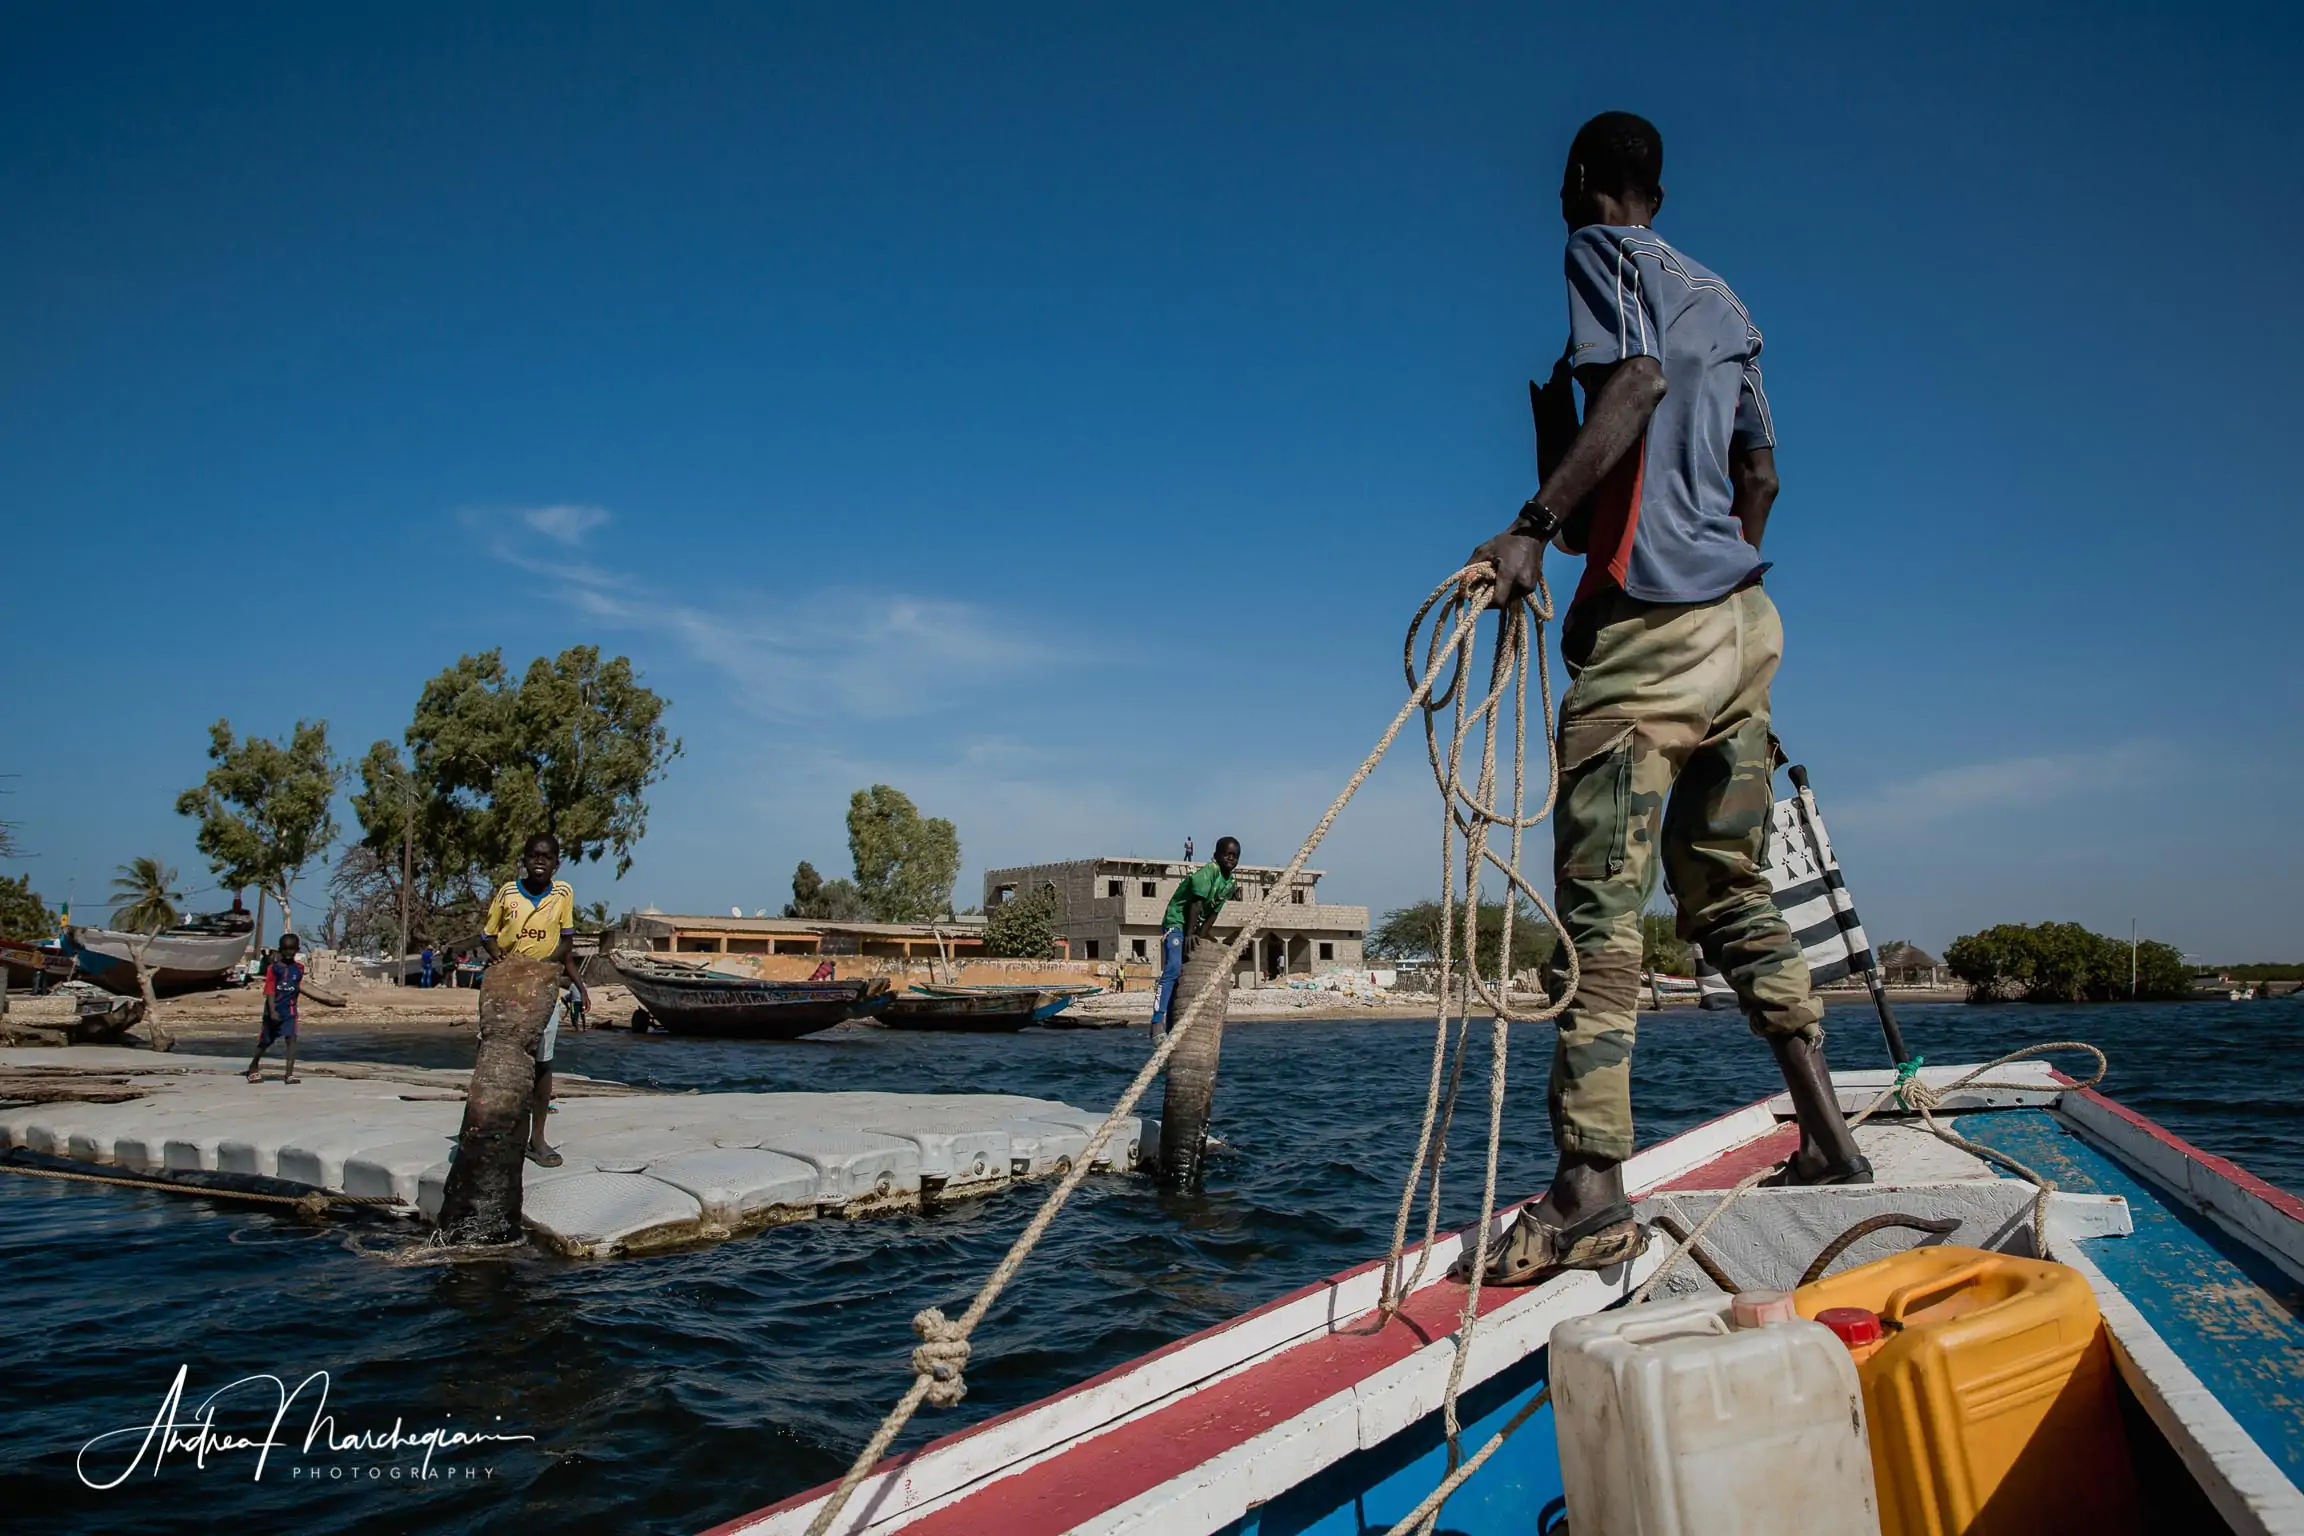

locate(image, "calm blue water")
(4, 1000), (2297, 1532)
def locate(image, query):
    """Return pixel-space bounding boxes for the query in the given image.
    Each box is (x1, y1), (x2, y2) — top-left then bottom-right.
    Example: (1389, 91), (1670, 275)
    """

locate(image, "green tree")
(2131, 940), (2190, 1000)
(109, 857), (181, 934)
(175, 719), (342, 934)
(344, 742), (493, 954)
(1369, 897), (1557, 976)
(983, 883), (1059, 959)
(353, 647), (681, 899)
(846, 785), (960, 923)
(1946, 921), (2193, 1003)
(2223, 961), (2304, 982)
(0, 873), (57, 941)
(784, 860), (871, 921)
(1641, 911), (1693, 976)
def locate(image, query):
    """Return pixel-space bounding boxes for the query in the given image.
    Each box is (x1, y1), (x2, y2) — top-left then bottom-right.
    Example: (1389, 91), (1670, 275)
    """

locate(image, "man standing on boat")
(1150, 837), (1241, 1037)
(1463, 112), (1870, 1285)
(480, 832), (588, 1167)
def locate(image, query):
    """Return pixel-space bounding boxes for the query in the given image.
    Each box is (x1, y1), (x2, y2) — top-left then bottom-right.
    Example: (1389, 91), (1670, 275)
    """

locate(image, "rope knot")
(910, 1308), (971, 1408)
(1893, 1057), (1942, 1113)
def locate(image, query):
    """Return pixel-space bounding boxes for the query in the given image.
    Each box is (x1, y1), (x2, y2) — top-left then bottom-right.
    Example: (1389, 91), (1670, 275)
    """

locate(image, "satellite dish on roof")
(730, 906), (743, 917)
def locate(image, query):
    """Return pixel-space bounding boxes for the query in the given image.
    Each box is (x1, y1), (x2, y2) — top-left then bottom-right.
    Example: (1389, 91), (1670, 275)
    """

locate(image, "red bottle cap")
(1817, 1306), (1883, 1347)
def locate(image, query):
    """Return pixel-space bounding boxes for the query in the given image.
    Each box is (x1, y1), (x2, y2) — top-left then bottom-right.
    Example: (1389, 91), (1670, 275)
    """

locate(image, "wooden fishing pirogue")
(724, 567), (2304, 1534)
(614, 953), (893, 1039)
(710, 1059), (2304, 1535)
(877, 986), (1102, 1032)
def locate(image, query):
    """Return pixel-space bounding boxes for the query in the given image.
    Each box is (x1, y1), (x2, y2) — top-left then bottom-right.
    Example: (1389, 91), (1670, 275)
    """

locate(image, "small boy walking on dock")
(1151, 837), (1241, 1036)
(481, 832), (589, 1167)
(244, 933), (342, 1082)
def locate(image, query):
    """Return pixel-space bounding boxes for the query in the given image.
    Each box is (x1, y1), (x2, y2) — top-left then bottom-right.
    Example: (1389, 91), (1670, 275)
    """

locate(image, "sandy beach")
(1, 977), (1973, 1049)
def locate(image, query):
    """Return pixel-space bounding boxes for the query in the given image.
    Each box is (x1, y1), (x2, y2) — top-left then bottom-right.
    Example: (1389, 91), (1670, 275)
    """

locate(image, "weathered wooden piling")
(435, 954), (557, 1244)
(1156, 947), (1233, 1192)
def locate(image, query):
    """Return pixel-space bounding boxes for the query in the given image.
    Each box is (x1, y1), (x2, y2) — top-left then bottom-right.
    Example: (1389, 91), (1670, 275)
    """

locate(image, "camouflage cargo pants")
(1548, 583), (1822, 1163)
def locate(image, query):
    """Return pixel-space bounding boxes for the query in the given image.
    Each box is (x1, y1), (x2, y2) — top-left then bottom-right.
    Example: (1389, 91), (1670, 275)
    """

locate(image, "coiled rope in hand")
(802, 562), (1562, 1536)
(1370, 567), (1582, 1536)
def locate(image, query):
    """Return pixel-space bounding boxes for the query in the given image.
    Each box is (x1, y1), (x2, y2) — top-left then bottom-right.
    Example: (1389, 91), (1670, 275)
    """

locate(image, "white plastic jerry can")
(1550, 1292), (1879, 1536)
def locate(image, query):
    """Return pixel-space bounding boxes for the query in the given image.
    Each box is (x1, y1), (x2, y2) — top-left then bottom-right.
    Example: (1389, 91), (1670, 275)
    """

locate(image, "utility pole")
(2131, 919), (2138, 1000)
(398, 781), (413, 988)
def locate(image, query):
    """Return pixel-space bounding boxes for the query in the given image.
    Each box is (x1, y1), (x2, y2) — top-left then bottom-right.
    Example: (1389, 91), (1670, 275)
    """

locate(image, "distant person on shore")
(480, 832), (589, 1167)
(1460, 112), (1868, 1287)
(420, 945), (435, 988)
(1150, 837), (1241, 1037)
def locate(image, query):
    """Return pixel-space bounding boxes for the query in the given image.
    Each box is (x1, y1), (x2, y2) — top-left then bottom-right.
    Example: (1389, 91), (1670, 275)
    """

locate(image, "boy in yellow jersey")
(481, 831), (589, 1167)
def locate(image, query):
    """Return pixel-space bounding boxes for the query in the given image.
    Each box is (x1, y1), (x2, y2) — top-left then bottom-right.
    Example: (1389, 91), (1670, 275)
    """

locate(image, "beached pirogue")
(879, 985), (1101, 1033)
(62, 906), (254, 996)
(714, 1057), (2304, 1535)
(615, 953), (893, 1037)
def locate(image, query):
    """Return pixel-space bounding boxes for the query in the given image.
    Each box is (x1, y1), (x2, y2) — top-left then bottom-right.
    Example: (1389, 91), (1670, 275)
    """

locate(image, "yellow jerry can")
(1795, 1245), (2140, 1536)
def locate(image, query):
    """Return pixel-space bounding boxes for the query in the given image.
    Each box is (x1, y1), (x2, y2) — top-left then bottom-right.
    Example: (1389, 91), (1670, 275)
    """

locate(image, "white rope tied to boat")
(908, 1309), (971, 1408)
(801, 563), (1538, 1536)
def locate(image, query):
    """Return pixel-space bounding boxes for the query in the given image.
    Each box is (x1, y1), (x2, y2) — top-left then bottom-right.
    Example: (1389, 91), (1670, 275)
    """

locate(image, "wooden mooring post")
(435, 955), (557, 1244)
(1156, 946), (1233, 1193)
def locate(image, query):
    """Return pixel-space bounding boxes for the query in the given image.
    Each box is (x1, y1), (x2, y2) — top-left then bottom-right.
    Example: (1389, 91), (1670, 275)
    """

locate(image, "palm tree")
(110, 857), (181, 935)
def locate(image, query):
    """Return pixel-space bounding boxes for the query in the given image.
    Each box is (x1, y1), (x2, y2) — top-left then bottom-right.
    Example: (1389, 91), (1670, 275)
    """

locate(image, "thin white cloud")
(486, 513), (1070, 722)
(1834, 740), (2177, 836)
(519, 504), (611, 546)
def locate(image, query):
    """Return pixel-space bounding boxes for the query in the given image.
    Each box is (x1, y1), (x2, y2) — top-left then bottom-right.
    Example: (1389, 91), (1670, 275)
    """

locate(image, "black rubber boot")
(1764, 1033), (1874, 1186)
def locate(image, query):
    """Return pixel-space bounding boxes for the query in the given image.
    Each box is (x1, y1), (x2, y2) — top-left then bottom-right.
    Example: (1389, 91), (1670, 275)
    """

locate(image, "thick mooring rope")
(802, 563), (1546, 1536)
(0, 1160), (413, 1214)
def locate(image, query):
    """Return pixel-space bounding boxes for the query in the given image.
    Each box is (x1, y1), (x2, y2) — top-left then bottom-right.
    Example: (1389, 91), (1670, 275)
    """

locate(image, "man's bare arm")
(1729, 445), (1778, 551)
(1472, 356), (1668, 607)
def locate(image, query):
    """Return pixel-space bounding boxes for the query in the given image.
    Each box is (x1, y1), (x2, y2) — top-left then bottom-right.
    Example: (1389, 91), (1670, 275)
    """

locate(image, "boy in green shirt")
(1150, 837), (1241, 1035)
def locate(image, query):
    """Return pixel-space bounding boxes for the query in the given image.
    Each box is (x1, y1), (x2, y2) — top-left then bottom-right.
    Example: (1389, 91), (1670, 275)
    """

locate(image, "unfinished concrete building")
(982, 857), (1368, 983)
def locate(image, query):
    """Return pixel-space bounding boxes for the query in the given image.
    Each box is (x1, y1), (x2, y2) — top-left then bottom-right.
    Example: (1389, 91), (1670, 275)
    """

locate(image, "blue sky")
(3, 2), (2299, 960)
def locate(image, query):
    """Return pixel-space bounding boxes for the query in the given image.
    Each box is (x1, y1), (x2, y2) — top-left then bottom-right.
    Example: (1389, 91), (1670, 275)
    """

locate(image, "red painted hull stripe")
(901, 1272), (1521, 1534)
(1647, 1124), (1798, 1193)
(717, 1098), (1784, 1534)
(2067, 1084), (2304, 1224)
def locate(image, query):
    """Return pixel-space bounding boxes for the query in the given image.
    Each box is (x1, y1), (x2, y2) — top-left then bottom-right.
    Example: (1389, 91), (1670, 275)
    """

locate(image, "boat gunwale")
(710, 1098), (1780, 1536)
(721, 1075), (2304, 1536)
(2050, 1077), (2304, 1284)
(2034, 1082), (2304, 1536)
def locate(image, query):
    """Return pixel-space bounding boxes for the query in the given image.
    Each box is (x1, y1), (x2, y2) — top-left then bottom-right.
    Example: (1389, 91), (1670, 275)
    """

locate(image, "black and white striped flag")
(1695, 785), (1875, 1009)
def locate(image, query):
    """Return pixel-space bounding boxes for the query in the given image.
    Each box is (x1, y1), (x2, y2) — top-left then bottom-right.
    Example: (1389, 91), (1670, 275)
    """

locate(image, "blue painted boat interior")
(1962, 1107), (2304, 1488)
(1217, 1348), (1564, 1536)
(1216, 1104), (2302, 1536)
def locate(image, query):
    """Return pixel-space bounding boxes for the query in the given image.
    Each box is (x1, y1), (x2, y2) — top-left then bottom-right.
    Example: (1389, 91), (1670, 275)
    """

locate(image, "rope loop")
(910, 1308), (971, 1408)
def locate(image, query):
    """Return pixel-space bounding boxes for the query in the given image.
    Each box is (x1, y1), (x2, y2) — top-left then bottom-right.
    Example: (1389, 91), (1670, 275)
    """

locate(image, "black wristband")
(1511, 497), (1559, 542)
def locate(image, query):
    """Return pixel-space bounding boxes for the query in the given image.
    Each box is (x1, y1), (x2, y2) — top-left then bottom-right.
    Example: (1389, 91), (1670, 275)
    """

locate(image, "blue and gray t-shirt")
(1562, 224), (1773, 607)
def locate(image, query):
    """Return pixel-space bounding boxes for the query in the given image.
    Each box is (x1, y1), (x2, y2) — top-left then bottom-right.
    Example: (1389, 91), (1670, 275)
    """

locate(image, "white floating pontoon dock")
(0, 1048), (1146, 1257)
